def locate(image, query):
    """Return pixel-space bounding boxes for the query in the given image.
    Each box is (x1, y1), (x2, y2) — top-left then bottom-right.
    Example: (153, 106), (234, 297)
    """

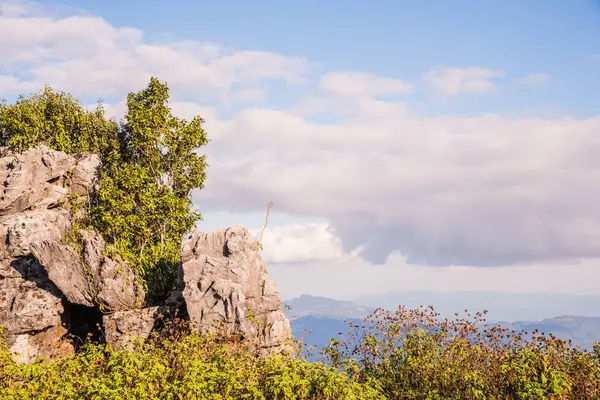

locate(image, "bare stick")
(257, 201), (273, 245)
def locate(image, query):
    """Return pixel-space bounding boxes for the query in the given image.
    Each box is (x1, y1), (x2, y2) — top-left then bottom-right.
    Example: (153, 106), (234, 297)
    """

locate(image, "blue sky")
(2, 0), (600, 301)
(41, 0), (600, 117)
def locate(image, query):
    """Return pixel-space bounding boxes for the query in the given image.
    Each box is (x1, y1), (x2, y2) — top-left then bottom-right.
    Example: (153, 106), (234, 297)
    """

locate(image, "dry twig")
(256, 201), (273, 250)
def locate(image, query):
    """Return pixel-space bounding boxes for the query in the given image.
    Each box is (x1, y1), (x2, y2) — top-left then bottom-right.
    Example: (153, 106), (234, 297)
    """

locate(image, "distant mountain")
(284, 294), (600, 360)
(496, 315), (600, 350)
(289, 315), (359, 361)
(283, 294), (375, 320)
(355, 291), (600, 322)
(283, 295), (372, 362)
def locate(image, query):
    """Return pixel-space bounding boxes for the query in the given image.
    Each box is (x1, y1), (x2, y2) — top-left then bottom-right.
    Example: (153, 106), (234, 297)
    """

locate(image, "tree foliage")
(0, 77), (208, 303)
(0, 87), (118, 155)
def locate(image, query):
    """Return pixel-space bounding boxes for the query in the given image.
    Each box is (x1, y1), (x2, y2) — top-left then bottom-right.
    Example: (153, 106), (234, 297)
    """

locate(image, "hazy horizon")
(284, 291), (600, 323)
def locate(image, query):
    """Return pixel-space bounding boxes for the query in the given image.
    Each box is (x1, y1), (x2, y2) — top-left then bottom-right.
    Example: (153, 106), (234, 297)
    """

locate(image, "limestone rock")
(0, 146), (102, 363)
(0, 145), (76, 216)
(103, 307), (159, 350)
(180, 226), (291, 353)
(70, 154), (101, 195)
(30, 231), (145, 311)
(8, 326), (74, 364)
(0, 145), (290, 363)
(94, 255), (143, 311)
(0, 210), (71, 258)
(0, 264), (63, 334)
(30, 241), (96, 307)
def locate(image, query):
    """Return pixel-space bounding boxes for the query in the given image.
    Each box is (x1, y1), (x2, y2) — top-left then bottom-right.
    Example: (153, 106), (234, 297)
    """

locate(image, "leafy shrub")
(4, 308), (598, 399)
(0, 325), (382, 400)
(0, 78), (208, 303)
(0, 88), (117, 155)
(323, 306), (600, 400)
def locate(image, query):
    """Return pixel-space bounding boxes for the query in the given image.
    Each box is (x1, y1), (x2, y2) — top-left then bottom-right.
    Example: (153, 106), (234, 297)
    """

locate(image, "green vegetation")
(0, 325), (380, 400)
(2, 307), (599, 399)
(323, 306), (600, 400)
(0, 78), (208, 303)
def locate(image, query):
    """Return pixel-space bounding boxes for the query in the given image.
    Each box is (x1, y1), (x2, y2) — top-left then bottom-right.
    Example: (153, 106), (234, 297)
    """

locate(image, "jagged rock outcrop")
(30, 230), (145, 311)
(180, 226), (292, 353)
(103, 307), (159, 351)
(0, 256), (63, 335)
(0, 146), (98, 362)
(0, 145), (291, 363)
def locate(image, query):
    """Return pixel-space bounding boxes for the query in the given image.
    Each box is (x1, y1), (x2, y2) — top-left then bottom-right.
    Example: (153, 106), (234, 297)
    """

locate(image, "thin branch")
(257, 201), (273, 244)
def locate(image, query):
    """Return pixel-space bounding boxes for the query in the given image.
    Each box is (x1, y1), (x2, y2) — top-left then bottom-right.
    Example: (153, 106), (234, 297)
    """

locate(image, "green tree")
(90, 77), (208, 303)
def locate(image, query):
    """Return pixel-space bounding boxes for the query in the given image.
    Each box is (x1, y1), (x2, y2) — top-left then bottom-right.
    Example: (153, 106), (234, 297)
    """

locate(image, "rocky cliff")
(0, 145), (290, 363)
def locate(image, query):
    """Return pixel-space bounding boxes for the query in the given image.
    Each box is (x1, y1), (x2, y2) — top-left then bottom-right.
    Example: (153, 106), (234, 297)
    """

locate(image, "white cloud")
(5, 1), (600, 279)
(516, 73), (550, 85)
(0, 4), (309, 99)
(319, 71), (413, 97)
(198, 106), (600, 267)
(423, 67), (505, 95)
(0, 0), (28, 17)
(293, 72), (412, 119)
(249, 222), (360, 264)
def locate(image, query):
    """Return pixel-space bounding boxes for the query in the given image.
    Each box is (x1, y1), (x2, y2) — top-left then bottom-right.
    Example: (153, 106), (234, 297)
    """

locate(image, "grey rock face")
(30, 241), (96, 307)
(103, 307), (159, 350)
(0, 146), (101, 363)
(0, 259), (63, 334)
(1, 210), (71, 258)
(71, 154), (100, 195)
(0, 145), (290, 363)
(30, 231), (144, 311)
(180, 226), (291, 353)
(0, 145), (76, 216)
(7, 325), (74, 364)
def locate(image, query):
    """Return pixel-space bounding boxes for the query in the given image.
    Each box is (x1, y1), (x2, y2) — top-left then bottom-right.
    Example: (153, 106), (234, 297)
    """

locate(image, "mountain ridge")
(284, 294), (600, 353)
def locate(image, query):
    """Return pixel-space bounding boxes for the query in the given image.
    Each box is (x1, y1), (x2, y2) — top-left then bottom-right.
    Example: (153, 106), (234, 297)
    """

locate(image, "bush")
(4, 307), (598, 399)
(323, 306), (600, 400)
(0, 78), (208, 304)
(0, 88), (117, 155)
(0, 326), (382, 400)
